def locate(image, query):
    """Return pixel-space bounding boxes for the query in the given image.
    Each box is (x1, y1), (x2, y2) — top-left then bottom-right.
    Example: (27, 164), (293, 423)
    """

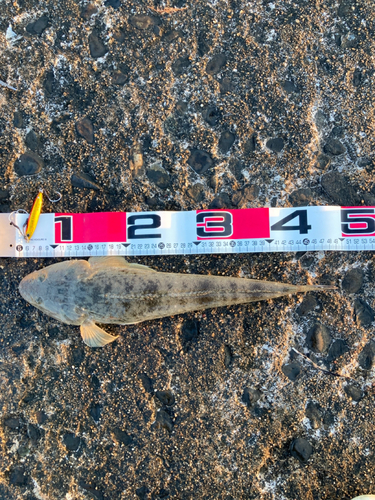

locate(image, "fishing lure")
(10, 189), (61, 241)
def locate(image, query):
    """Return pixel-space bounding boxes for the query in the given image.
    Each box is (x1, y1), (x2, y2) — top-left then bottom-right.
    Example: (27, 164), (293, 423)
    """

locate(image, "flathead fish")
(19, 257), (335, 348)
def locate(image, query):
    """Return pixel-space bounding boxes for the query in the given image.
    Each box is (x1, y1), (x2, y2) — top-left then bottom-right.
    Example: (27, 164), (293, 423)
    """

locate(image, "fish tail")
(298, 284), (337, 292)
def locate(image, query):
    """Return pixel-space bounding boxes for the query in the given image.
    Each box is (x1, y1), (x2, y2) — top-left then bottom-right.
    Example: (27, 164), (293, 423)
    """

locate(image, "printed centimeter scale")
(9, 206), (375, 257)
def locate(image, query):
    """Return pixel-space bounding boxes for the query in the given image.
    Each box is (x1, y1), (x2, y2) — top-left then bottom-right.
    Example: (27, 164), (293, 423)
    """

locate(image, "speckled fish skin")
(19, 257), (334, 347)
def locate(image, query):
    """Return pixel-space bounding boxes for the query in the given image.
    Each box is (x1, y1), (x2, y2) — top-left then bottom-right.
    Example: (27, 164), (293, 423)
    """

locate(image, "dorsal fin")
(88, 256), (156, 273)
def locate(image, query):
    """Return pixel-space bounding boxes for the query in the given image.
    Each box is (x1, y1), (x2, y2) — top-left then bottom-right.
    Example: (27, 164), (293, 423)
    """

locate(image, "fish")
(18, 256), (336, 348)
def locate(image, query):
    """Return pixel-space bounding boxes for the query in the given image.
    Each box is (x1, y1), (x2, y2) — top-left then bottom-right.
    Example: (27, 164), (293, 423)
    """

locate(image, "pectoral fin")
(80, 320), (119, 347)
(88, 256), (156, 273)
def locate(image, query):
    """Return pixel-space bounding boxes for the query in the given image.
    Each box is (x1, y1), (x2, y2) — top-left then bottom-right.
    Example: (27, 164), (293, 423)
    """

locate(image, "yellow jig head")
(10, 189), (61, 241)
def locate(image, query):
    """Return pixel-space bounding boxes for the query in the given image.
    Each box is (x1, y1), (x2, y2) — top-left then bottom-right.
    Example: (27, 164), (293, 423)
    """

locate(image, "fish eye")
(35, 297), (43, 305)
(38, 274), (46, 283)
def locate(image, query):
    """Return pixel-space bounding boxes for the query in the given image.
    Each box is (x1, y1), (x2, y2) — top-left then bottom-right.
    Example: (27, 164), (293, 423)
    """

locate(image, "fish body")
(19, 256), (335, 347)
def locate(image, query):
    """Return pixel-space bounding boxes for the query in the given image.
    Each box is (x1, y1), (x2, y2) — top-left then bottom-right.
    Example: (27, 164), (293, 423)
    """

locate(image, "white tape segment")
(2, 206), (375, 258)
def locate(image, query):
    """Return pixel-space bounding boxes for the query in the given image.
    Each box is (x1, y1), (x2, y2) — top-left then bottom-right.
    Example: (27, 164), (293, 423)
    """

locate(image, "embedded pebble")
(327, 339), (349, 362)
(358, 340), (375, 370)
(224, 344), (233, 368)
(323, 138), (346, 156)
(306, 323), (331, 353)
(232, 185), (260, 208)
(203, 106), (221, 126)
(305, 402), (322, 429)
(26, 16), (49, 35)
(71, 173), (100, 190)
(242, 134), (257, 154)
(315, 153), (330, 170)
(241, 387), (262, 409)
(13, 111), (25, 128)
(180, 319), (199, 351)
(188, 149), (213, 174)
(206, 54), (227, 75)
(27, 423), (41, 442)
(344, 385), (363, 401)
(79, 482), (104, 500)
(63, 433), (81, 451)
(138, 373), (153, 394)
(88, 31), (108, 59)
(218, 131), (235, 154)
(288, 188), (314, 206)
(266, 137), (284, 153)
(25, 130), (40, 152)
(155, 390), (175, 406)
(282, 362), (301, 381)
(187, 183), (205, 203)
(296, 295), (318, 316)
(209, 193), (232, 209)
(354, 299), (374, 327)
(9, 467), (27, 486)
(147, 162), (171, 189)
(342, 268), (364, 294)
(290, 437), (313, 463)
(112, 428), (132, 445)
(172, 56), (191, 76)
(14, 152), (43, 176)
(153, 410), (173, 432)
(75, 117), (94, 143)
(4, 417), (21, 429)
(89, 404), (102, 422)
(321, 171), (361, 205)
(112, 71), (128, 86)
(281, 80), (299, 93)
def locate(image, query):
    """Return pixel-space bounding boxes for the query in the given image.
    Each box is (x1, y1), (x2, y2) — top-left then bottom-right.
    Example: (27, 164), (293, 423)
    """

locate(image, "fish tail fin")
(298, 284), (337, 292)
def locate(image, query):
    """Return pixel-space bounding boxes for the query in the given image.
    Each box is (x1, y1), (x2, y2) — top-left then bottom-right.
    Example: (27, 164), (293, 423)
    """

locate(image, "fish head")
(19, 260), (91, 325)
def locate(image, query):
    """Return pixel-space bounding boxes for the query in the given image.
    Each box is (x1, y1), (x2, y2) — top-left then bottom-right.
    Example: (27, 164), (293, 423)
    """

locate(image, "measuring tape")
(2, 206), (375, 258)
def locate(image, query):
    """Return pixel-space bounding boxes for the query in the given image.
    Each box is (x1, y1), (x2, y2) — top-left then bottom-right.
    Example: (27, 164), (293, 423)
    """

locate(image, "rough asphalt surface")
(0, 0), (375, 499)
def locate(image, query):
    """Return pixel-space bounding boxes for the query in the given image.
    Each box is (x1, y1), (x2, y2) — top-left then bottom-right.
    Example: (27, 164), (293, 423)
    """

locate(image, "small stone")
(266, 137), (284, 153)
(147, 162), (171, 189)
(232, 185), (260, 208)
(218, 131), (235, 154)
(296, 295), (318, 316)
(26, 16), (49, 35)
(354, 298), (374, 327)
(241, 387), (262, 409)
(171, 56), (191, 76)
(306, 323), (331, 353)
(71, 173), (100, 190)
(35, 411), (47, 425)
(206, 53), (227, 75)
(180, 319), (199, 351)
(25, 130), (40, 152)
(315, 153), (330, 170)
(75, 117), (94, 143)
(129, 15), (158, 30)
(203, 106), (221, 126)
(112, 71), (128, 85)
(288, 188), (314, 206)
(208, 193), (232, 209)
(9, 467), (27, 486)
(323, 138), (346, 156)
(27, 423), (41, 442)
(105, 0), (121, 8)
(282, 362), (301, 381)
(344, 384), (363, 401)
(63, 433), (81, 451)
(219, 77), (234, 93)
(4, 417), (21, 429)
(78, 482), (104, 500)
(187, 183), (205, 203)
(224, 344), (233, 368)
(358, 340), (375, 370)
(13, 111), (26, 128)
(155, 390), (175, 406)
(321, 171), (361, 205)
(43, 71), (56, 97)
(89, 404), (102, 422)
(112, 428), (132, 445)
(81, 3), (98, 19)
(14, 152), (43, 176)
(290, 437), (313, 463)
(130, 142), (144, 177)
(314, 111), (327, 131)
(305, 402), (322, 429)
(88, 31), (108, 59)
(136, 486), (149, 499)
(281, 80), (298, 93)
(138, 373), (153, 394)
(188, 149), (213, 174)
(342, 268), (364, 294)
(153, 410), (173, 432)
(352, 68), (362, 87)
(327, 339), (349, 362)
(242, 134), (257, 154)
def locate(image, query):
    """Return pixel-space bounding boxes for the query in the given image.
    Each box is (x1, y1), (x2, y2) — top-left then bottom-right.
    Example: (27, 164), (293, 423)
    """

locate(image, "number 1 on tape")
(7, 206), (375, 258)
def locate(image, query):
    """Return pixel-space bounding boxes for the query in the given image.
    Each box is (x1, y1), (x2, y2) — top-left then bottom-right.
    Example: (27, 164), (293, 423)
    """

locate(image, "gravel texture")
(0, 0), (375, 499)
